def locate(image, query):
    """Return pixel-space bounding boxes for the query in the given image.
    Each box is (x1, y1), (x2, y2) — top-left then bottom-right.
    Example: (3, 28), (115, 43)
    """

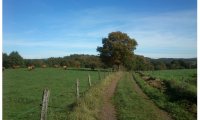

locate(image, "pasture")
(3, 68), (107, 120)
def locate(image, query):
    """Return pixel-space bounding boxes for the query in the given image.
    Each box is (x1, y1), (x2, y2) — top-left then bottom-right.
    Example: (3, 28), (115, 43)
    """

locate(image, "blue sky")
(3, 0), (197, 59)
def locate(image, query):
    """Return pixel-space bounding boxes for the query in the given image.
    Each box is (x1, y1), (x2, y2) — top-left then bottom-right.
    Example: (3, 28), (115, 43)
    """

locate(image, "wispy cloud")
(3, 39), (98, 49)
(3, 5), (196, 58)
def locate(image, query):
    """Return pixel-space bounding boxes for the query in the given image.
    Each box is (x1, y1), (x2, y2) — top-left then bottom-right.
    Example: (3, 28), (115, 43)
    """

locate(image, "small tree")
(97, 31), (137, 70)
(3, 53), (9, 68)
(8, 51), (24, 67)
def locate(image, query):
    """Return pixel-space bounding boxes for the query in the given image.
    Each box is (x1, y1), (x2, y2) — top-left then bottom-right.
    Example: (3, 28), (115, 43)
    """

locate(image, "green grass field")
(134, 69), (197, 120)
(3, 68), (107, 120)
(143, 69), (197, 85)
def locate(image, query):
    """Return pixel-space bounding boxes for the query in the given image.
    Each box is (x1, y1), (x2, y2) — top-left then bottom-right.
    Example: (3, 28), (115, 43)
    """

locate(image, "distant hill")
(149, 58), (197, 64)
(147, 58), (197, 70)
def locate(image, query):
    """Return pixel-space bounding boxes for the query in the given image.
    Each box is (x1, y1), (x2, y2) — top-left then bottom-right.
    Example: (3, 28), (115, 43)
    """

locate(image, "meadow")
(134, 69), (197, 120)
(3, 68), (107, 120)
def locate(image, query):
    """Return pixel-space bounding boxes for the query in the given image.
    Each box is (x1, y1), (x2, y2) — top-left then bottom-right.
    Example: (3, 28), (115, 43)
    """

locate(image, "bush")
(164, 80), (197, 103)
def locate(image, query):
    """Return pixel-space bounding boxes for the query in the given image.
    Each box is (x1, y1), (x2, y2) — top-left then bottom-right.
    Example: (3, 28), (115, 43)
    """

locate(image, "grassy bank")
(143, 69), (197, 103)
(133, 71), (196, 120)
(68, 71), (123, 120)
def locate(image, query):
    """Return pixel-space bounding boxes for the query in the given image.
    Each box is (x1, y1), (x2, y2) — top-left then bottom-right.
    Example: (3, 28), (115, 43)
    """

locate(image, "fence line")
(15, 106), (39, 118)
(12, 70), (111, 120)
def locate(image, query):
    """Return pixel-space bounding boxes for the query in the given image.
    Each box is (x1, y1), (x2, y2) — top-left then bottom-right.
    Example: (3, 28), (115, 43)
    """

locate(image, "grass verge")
(68, 72), (123, 120)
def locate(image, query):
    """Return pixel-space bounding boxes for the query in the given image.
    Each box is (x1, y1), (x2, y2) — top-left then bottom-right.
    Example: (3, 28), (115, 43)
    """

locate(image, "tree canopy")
(97, 31), (137, 69)
(8, 51), (24, 67)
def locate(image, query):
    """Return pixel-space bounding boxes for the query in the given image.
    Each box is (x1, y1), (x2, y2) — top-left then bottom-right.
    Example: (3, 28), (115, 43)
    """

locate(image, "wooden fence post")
(88, 74), (92, 87)
(40, 88), (50, 120)
(76, 79), (80, 100)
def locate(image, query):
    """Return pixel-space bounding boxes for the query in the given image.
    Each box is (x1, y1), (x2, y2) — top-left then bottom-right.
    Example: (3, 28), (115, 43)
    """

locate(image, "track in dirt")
(100, 77), (119, 120)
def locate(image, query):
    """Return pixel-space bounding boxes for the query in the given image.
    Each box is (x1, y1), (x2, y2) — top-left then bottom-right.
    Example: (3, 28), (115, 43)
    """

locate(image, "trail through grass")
(113, 72), (171, 120)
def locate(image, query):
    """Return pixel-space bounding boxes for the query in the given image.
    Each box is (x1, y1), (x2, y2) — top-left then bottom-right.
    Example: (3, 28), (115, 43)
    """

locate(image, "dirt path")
(130, 73), (172, 120)
(100, 78), (119, 120)
(100, 72), (171, 120)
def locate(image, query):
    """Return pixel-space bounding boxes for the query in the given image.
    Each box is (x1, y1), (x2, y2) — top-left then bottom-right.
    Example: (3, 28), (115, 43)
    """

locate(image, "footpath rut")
(100, 77), (119, 120)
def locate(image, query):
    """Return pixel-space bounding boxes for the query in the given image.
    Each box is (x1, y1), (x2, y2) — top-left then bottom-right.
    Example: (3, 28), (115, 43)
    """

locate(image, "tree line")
(2, 31), (197, 70)
(2, 51), (196, 70)
(3, 52), (103, 69)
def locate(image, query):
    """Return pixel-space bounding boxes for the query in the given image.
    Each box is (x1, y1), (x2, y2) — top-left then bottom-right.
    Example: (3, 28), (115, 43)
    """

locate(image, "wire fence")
(7, 70), (113, 120)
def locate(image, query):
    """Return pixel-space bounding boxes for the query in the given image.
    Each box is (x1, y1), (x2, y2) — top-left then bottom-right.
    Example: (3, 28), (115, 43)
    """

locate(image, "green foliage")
(154, 61), (167, 70)
(9, 51), (24, 67)
(40, 54), (103, 69)
(3, 68), (105, 120)
(164, 80), (197, 103)
(150, 58), (197, 70)
(170, 60), (190, 69)
(131, 55), (154, 71)
(3, 50), (196, 71)
(24, 59), (45, 67)
(3, 51), (24, 68)
(3, 53), (9, 68)
(3, 51), (103, 69)
(97, 31), (137, 69)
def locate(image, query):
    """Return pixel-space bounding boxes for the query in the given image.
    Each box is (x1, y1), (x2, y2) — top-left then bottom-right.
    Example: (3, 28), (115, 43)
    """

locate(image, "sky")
(3, 0), (197, 59)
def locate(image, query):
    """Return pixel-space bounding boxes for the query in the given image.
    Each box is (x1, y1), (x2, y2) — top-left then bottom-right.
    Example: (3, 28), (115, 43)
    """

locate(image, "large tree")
(97, 31), (137, 69)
